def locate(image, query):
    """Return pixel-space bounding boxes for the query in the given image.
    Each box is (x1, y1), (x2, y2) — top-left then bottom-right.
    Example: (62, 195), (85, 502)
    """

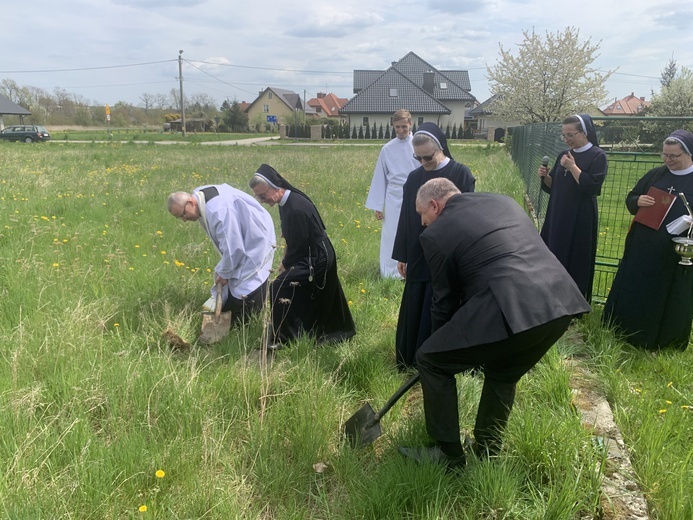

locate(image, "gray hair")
(248, 175), (270, 189)
(412, 132), (439, 148)
(416, 178), (460, 208)
(664, 137), (691, 155)
(167, 191), (191, 213)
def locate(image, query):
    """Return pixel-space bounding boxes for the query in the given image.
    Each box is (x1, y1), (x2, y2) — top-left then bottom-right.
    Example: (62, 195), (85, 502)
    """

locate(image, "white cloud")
(0, 0), (687, 106)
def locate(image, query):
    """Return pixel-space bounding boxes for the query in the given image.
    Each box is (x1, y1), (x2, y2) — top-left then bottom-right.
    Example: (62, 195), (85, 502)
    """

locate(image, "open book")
(633, 186), (676, 230)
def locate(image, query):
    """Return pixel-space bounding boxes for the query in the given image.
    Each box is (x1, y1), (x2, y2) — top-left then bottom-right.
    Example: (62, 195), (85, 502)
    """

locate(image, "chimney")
(423, 71), (435, 94)
(317, 92), (326, 99)
(640, 97), (645, 101)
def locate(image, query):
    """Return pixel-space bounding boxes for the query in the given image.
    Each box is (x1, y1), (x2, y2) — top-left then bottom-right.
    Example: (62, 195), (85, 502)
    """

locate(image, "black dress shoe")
(398, 446), (466, 470)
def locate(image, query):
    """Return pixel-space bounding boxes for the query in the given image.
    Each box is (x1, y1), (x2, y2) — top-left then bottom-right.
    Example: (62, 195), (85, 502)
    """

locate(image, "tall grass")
(0, 141), (689, 518)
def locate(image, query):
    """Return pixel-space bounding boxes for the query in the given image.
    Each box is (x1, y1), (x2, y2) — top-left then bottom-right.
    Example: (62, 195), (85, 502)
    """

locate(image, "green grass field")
(0, 141), (690, 518)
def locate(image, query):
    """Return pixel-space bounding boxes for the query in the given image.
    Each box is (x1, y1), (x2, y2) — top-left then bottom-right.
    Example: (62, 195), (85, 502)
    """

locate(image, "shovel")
(199, 282), (232, 344)
(344, 373), (420, 448)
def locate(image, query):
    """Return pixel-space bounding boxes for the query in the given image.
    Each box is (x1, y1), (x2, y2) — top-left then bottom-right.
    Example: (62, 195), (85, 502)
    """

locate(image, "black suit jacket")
(419, 193), (591, 353)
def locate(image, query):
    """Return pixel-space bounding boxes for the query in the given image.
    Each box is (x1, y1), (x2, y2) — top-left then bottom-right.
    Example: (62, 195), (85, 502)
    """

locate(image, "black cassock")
(540, 145), (607, 301)
(603, 165), (693, 350)
(392, 160), (476, 369)
(270, 191), (355, 346)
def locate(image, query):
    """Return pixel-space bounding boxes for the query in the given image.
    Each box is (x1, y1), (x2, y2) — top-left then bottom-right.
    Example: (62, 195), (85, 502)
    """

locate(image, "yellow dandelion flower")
(135, 244), (140, 248)
(163, 260), (169, 264)
(348, 300), (353, 305)
(41, 216), (49, 221)
(53, 238), (58, 242)
(361, 289), (366, 293)
(138, 505), (147, 512)
(667, 381), (673, 387)
(129, 267), (135, 271)
(52, 263), (60, 267)
(160, 250), (166, 255)
(665, 400), (672, 404)
(174, 260), (185, 267)
(155, 469), (165, 478)
(156, 230), (163, 235)
(658, 409), (667, 414)
(114, 323), (120, 328)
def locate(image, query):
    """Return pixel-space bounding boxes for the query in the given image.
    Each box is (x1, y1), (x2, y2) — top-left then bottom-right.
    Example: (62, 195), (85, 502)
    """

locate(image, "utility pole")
(178, 50), (186, 137)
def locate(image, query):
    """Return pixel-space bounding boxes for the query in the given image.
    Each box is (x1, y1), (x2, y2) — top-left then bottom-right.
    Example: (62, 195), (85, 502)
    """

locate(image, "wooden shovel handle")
(214, 282), (223, 318)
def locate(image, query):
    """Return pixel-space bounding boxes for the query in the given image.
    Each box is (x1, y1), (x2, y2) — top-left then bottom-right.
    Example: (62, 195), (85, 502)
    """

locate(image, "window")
(439, 82), (448, 89)
(263, 104), (269, 113)
(389, 88), (398, 97)
(268, 92), (273, 99)
(417, 117), (424, 126)
(316, 106), (322, 113)
(363, 117), (369, 126)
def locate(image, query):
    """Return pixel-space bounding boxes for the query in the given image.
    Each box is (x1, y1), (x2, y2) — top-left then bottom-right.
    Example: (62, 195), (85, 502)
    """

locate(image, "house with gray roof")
(0, 93), (31, 130)
(340, 52), (476, 133)
(469, 94), (521, 141)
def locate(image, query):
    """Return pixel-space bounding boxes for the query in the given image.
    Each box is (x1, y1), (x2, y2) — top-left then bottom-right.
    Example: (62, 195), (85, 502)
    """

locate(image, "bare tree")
(487, 27), (613, 124)
(139, 93), (156, 114)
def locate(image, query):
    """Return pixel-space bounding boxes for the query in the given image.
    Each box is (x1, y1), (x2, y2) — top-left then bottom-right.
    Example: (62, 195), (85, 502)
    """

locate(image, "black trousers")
(221, 279), (268, 325)
(416, 315), (573, 455)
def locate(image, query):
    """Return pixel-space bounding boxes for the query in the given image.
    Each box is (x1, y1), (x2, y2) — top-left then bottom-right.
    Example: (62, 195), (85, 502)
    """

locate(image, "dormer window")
(389, 88), (398, 97)
(439, 82), (448, 89)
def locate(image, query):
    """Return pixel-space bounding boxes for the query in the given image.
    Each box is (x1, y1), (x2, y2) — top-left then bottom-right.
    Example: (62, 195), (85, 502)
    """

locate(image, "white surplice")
(365, 134), (420, 278)
(194, 184), (276, 302)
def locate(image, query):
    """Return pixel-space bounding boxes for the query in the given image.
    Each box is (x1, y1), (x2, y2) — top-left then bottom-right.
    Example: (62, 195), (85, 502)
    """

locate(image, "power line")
(186, 59), (353, 75)
(0, 59), (176, 74)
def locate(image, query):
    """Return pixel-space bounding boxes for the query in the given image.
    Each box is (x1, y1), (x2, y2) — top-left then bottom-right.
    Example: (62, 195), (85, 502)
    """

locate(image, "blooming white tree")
(486, 27), (613, 124)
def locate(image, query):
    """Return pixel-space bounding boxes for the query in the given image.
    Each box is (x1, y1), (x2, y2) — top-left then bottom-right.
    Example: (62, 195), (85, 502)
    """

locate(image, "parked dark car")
(0, 125), (51, 143)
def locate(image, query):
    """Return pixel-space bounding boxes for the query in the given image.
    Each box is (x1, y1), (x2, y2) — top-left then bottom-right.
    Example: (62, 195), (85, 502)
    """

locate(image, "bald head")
(415, 178), (461, 227)
(167, 191), (199, 221)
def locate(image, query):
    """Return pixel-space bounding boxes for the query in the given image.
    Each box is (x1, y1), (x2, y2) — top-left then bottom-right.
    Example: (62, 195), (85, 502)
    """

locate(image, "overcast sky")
(2, 0), (691, 109)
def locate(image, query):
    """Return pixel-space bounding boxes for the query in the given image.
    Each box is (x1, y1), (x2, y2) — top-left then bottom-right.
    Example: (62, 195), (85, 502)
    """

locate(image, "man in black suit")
(399, 178), (591, 468)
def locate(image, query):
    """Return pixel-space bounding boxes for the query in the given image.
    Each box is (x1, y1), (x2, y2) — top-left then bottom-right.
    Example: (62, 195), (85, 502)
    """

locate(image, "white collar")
(279, 189), (291, 206)
(433, 157), (451, 171)
(572, 142), (593, 153)
(670, 164), (693, 176)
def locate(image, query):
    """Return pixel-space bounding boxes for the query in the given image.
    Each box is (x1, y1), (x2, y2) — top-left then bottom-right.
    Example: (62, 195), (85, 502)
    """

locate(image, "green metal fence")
(509, 117), (693, 303)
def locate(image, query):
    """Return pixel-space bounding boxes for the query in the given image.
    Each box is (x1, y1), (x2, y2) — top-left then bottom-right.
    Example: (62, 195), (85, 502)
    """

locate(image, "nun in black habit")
(249, 164), (356, 348)
(538, 114), (608, 301)
(603, 130), (693, 350)
(392, 123), (476, 369)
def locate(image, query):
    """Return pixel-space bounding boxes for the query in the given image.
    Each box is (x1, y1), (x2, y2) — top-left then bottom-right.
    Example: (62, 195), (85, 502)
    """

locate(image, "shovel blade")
(344, 402), (382, 448)
(199, 310), (232, 344)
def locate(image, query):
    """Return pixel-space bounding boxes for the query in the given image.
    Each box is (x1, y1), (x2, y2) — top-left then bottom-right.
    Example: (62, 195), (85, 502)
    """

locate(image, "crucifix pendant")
(668, 186), (675, 194)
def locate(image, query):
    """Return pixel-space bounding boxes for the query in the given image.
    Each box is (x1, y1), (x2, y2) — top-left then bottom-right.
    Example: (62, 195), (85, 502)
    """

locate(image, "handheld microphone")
(541, 156), (550, 168)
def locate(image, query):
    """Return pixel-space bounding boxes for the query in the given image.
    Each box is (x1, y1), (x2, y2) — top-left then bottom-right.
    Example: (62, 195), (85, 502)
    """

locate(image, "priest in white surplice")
(168, 184), (276, 324)
(365, 110), (420, 278)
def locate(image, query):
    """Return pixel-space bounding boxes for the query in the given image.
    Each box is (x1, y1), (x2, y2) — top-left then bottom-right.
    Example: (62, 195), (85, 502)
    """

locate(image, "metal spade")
(344, 373), (420, 448)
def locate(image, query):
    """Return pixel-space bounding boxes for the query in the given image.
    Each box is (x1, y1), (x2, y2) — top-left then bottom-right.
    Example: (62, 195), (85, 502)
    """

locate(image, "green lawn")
(0, 141), (690, 518)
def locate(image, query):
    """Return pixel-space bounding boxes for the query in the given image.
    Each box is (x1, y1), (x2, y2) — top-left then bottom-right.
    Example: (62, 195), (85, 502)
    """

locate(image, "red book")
(633, 186), (676, 230)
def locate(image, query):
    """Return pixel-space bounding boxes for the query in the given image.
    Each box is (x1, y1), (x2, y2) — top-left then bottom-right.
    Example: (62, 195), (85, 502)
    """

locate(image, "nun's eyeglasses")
(413, 152), (437, 162)
(661, 152), (684, 160)
(560, 131), (582, 141)
(254, 189), (272, 201)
